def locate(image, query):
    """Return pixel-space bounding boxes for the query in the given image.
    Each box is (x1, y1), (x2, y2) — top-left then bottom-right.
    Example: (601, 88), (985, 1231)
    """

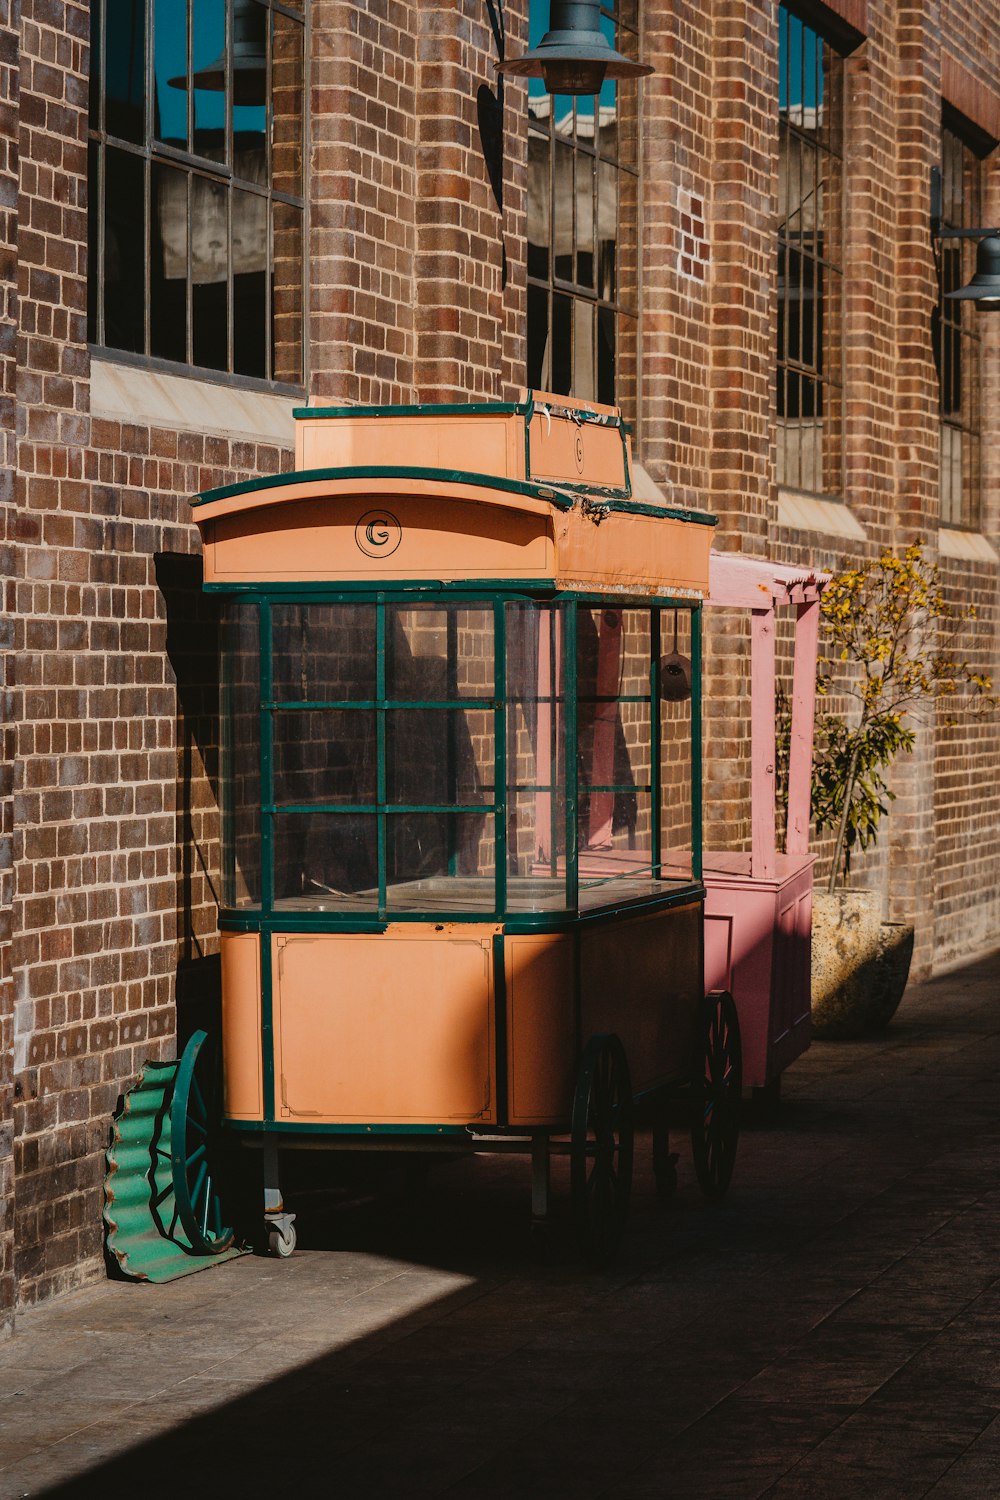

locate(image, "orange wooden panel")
(203, 492), (553, 584)
(580, 903), (702, 1093)
(296, 412), (521, 479)
(528, 407), (628, 490)
(271, 926), (497, 1124)
(221, 931), (264, 1120)
(505, 934), (575, 1126)
(554, 508), (713, 597)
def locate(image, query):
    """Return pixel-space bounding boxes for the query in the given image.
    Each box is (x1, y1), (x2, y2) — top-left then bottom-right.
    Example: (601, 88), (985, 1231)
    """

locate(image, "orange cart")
(163, 395), (743, 1266)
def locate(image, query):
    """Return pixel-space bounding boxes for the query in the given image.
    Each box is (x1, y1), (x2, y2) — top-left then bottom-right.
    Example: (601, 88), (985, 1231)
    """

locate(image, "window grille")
(525, 2), (639, 417)
(777, 7), (845, 499)
(88, 0), (305, 386)
(937, 123), (984, 531)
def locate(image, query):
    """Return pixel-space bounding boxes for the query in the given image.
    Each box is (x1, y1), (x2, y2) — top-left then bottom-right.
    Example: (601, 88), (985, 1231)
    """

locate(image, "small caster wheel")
(268, 1222), (296, 1258)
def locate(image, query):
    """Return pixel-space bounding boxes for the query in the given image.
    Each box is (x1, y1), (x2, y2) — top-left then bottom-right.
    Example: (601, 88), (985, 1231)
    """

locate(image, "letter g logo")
(355, 510), (402, 558)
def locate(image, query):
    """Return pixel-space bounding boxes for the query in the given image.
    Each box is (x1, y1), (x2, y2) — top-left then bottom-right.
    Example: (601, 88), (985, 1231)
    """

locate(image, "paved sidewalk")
(1, 948), (999, 1499)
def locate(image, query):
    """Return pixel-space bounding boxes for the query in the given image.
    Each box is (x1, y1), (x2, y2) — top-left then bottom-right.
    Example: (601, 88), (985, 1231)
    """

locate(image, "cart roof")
(190, 394), (717, 597)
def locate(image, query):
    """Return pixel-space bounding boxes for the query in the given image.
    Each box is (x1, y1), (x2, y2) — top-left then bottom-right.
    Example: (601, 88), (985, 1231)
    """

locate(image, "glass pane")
(151, 161), (189, 363)
(89, 0), (104, 128)
(103, 146), (146, 354)
(506, 793), (568, 911)
(385, 812), (495, 911)
(579, 791), (653, 890)
(273, 710), (376, 806)
(506, 601), (568, 912)
(577, 606), (652, 866)
(271, 8), (304, 198)
(551, 292), (572, 394)
(233, 186), (267, 377)
(272, 604), (376, 704)
(154, 0), (188, 149)
(527, 283), (549, 389)
(553, 138), (574, 281)
(191, 172), (229, 370)
(222, 602), (260, 908)
(105, 0), (146, 143)
(191, 0), (227, 160)
(386, 605), (494, 700)
(597, 304), (615, 406)
(660, 608), (693, 860)
(273, 813), (377, 909)
(572, 298), (595, 401)
(527, 128), (550, 280)
(597, 159), (617, 301)
(576, 154), (595, 287)
(386, 709), (495, 805)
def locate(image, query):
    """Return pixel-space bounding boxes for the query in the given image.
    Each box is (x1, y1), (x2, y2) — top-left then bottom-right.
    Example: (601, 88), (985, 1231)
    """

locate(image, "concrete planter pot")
(811, 889), (915, 1040)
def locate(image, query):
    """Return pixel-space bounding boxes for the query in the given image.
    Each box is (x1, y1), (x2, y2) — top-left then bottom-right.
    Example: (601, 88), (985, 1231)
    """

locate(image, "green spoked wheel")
(571, 1033), (634, 1266)
(170, 1029), (235, 1255)
(690, 990), (742, 1201)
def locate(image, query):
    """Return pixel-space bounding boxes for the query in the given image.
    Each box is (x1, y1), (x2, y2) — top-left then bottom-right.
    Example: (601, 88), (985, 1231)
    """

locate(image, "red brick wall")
(2, 0), (999, 1320)
(0, 0), (16, 1338)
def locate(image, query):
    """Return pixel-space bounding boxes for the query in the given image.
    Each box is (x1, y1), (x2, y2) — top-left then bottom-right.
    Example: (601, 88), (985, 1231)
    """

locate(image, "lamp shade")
(498, 1), (654, 96)
(944, 233), (1000, 312)
(169, 0), (267, 107)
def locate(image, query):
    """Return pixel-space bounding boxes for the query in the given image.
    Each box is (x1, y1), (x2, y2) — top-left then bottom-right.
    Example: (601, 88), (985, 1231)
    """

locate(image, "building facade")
(2, 0), (999, 1328)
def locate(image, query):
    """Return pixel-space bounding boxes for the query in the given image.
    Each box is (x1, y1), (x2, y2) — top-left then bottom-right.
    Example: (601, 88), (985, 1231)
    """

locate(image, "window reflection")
(526, 1), (638, 415)
(90, 0), (304, 383)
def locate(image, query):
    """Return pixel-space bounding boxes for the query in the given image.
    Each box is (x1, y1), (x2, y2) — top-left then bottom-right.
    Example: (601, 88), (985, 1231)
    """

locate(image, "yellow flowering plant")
(811, 542), (996, 893)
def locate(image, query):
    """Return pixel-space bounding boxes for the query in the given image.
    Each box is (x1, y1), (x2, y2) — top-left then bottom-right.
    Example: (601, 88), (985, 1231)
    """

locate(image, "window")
(777, 7), (845, 498)
(936, 123), (984, 530)
(526, 2), (639, 414)
(88, 0), (305, 385)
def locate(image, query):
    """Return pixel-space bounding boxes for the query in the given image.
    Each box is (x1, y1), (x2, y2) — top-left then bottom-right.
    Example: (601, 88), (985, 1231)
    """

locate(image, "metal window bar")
(939, 125), (984, 530)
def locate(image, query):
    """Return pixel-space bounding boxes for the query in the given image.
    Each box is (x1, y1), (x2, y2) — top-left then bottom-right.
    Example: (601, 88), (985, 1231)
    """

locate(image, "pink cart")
(702, 554), (829, 1107)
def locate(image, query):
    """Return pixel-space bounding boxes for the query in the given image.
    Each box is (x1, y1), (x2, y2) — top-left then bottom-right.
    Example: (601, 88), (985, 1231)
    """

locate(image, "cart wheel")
(690, 990), (742, 1201)
(571, 1033), (634, 1266)
(170, 1030), (235, 1255)
(268, 1222), (297, 1258)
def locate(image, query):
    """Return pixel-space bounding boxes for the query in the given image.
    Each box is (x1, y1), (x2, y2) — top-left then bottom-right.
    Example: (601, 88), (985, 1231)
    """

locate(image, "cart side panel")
(703, 855), (814, 1088)
(505, 934), (576, 1126)
(204, 495), (553, 584)
(579, 901), (703, 1094)
(296, 413), (520, 478)
(270, 928), (497, 1125)
(221, 931), (265, 1119)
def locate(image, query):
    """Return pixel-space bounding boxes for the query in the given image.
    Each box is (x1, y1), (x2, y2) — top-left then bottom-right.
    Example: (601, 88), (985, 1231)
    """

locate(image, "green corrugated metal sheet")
(104, 1058), (245, 1283)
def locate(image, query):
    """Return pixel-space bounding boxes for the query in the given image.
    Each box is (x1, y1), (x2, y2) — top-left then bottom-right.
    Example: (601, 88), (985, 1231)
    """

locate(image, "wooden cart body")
(181, 394), (743, 1259)
(703, 555), (830, 1093)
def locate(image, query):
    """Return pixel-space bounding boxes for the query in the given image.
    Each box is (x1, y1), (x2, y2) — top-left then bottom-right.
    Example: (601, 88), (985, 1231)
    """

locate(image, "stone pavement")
(1, 948), (999, 1499)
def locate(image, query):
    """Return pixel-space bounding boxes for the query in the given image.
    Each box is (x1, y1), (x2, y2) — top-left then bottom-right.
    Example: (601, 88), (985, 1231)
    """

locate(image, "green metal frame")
(220, 587), (705, 927)
(217, 584), (707, 1136)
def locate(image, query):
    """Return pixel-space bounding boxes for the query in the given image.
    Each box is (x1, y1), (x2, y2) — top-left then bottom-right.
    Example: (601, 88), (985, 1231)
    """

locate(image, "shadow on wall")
(155, 551), (223, 1046)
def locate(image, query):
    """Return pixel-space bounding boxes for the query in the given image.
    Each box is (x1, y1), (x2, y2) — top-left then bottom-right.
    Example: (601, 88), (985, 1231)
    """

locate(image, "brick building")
(1, 0), (998, 1329)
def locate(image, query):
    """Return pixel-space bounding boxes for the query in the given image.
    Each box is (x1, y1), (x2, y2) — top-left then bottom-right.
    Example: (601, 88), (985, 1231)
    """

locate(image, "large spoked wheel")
(170, 1029), (235, 1255)
(690, 990), (742, 1201)
(571, 1033), (634, 1266)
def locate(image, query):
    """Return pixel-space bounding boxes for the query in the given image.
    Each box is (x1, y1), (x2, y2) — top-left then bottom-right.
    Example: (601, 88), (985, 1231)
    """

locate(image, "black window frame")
(88, 0), (307, 391)
(525, 1), (640, 417)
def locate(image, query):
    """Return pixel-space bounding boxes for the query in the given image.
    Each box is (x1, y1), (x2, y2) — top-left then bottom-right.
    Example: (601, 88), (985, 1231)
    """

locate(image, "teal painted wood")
(104, 1059), (245, 1283)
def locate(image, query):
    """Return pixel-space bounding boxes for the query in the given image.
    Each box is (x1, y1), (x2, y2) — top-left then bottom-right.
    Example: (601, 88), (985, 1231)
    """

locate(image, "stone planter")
(811, 889), (915, 1039)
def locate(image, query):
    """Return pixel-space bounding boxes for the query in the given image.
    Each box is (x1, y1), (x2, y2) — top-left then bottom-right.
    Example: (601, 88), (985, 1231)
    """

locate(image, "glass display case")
(221, 595), (699, 923)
